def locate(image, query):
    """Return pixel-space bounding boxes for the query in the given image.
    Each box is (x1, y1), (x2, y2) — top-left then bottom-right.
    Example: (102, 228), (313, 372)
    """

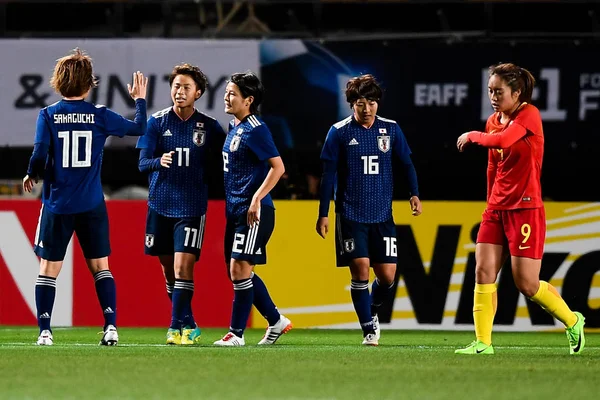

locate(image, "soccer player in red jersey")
(455, 63), (585, 355)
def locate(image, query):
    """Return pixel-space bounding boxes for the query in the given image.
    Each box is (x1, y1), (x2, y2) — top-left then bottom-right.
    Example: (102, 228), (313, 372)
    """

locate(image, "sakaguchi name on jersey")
(53, 113), (95, 124)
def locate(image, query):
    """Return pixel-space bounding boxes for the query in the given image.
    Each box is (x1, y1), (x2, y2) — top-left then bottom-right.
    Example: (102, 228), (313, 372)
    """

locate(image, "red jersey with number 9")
(485, 104), (544, 210)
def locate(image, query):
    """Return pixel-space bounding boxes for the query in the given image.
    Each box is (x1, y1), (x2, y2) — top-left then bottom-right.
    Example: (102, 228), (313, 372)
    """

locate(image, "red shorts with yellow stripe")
(476, 207), (546, 259)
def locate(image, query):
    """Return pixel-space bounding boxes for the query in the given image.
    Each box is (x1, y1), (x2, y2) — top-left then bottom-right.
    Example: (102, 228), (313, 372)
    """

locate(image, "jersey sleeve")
(320, 126), (341, 162)
(392, 123), (412, 158)
(136, 116), (159, 154)
(513, 105), (543, 136)
(34, 109), (52, 146)
(247, 124), (280, 161)
(101, 99), (147, 138)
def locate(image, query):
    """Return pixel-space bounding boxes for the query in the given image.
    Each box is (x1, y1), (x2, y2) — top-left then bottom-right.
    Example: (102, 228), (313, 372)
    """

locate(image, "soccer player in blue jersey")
(214, 71), (293, 346)
(316, 74), (422, 345)
(136, 63), (225, 345)
(22, 48), (148, 346)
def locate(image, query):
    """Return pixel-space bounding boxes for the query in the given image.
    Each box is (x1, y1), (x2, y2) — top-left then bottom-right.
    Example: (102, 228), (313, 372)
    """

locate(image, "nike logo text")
(519, 245), (531, 250)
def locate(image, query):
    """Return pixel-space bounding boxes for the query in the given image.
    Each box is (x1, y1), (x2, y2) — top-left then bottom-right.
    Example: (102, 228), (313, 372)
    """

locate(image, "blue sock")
(35, 275), (56, 333)
(229, 278), (254, 337)
(351, 280), (374, 336)
(171, 279), (194, 330)
(371, 278), (395, 317)
(166, 282), (174, 301)
(94, 270), (117, 330)
(181, 282), (196, 329)
(252, 273), (280, 326)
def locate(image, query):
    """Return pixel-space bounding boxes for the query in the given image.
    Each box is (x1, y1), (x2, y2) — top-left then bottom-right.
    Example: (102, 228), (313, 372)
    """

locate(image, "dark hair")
(345, 74), (383, 106)
(50, 48), (98, 97)
(168, 63), (208, 97)
(489, 63), (536, 103)
(229, 71), (264, 114)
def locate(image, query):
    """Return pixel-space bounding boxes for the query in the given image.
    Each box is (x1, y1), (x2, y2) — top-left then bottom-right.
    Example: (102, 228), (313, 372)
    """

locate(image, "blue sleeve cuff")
(27, 143), (49, 178)
(138, 147), (161, 172)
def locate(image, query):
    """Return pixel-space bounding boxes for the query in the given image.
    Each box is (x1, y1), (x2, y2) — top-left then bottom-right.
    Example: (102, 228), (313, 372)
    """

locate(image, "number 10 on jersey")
(58, 130), (92, 168)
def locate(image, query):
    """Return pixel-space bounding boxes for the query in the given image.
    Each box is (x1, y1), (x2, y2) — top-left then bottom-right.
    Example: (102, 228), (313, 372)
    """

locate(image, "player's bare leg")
(159, 255), (175, 300)
(214, 259), (253, 346)
(456, 243), (504, 355)
(86, 257), (118, 346)
(35, 259), (63, 345)
(512, 257), (584, 354)
(371, 263), (396, 341)
(349, 258), (377, 345)
(175, 252), (201, 345)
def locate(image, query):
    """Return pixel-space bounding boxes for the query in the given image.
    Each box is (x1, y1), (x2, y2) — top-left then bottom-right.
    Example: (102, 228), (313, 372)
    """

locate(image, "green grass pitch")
(1, 327), (599, 399)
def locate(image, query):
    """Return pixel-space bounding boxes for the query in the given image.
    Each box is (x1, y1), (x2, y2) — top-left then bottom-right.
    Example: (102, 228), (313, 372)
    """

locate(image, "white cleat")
(99, 325), (118, 346)
(373, 315), (381, 341)
(214, 332), (245, 346)
(37, 330), (53, 346)
(362, 333), (379, 346)
(258, 315), (293, 345)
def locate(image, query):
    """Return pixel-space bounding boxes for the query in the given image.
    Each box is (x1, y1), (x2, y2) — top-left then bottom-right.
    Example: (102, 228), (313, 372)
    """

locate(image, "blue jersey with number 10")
(34, 99), (146, 214)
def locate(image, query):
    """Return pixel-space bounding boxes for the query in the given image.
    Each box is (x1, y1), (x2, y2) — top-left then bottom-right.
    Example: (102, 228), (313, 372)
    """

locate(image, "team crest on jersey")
(344, 239), (355, 253)
(230, 136), (241, 152)
(145, 234), (154, 248)
(193, 129), (206, 147)
(377, 135), (390, 153)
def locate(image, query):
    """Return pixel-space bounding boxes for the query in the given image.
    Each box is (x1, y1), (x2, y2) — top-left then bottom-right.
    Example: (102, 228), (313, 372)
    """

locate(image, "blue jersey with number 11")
(34, 99), (146, 214)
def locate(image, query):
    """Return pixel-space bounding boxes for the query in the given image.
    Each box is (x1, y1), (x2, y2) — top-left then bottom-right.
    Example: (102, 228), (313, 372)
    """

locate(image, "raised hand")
(128, 71), (148, 100)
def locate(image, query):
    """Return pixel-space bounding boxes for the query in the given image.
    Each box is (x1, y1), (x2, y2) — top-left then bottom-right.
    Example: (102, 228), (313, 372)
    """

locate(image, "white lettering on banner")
(1, 39), (260, 146)
(414, 83), (468, 106)
(579, 73), (600, 120)
(481, 67), (567, 122)
(0, 211), (73, 326)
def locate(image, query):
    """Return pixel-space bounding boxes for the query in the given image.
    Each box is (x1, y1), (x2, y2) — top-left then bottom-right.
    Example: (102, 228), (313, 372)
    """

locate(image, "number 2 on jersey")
(58, 130), (92, 168)
(222, 151), (229, 172)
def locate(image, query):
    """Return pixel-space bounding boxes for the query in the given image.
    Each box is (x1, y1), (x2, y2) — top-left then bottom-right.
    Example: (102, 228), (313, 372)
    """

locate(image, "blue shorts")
(335, 215), (397, 267)
(34, 200), (111, 262)
(144, 208), (206, 260)
(224, 206), (275, 265)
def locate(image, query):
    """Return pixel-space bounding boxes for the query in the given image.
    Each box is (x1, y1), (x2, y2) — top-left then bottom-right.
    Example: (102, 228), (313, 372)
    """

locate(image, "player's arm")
(137, 118), (172, 172)
(104, 99), (148, 137)
(486, 149), (498, 202)
(246, 125), (284, 227)
(393, 125), (422, 216)
(458, 122), (528, 151)
(317, 126), (340, 237)
(104, 72), (148, 137)
(23, 110), (51, 192)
